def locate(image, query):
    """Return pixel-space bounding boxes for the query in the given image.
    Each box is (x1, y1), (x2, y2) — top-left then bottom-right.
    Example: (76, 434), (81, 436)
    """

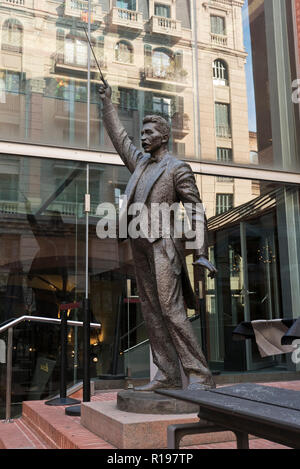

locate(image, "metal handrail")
(0, 315), (101, 334)
(1, 315), (101, 422)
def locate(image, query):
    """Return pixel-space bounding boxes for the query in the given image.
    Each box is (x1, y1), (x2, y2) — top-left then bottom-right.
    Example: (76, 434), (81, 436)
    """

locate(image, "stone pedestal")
(80, 400), (234, 449)
(117, 390), (198, 414)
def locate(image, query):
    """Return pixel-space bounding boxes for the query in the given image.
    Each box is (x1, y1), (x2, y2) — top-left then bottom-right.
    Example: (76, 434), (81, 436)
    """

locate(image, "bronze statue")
(99, 82), (217, 391)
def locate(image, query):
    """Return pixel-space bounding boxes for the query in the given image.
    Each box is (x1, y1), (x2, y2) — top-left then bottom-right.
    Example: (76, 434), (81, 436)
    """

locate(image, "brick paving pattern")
(0, 381), (298, 449)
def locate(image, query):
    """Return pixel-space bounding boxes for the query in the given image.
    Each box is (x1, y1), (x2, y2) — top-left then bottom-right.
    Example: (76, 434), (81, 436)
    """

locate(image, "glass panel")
(0, 0), (196, 160)
(200, 0), (300, 172)
(195, 174), (300, 373)
(0, 154), (133, 415)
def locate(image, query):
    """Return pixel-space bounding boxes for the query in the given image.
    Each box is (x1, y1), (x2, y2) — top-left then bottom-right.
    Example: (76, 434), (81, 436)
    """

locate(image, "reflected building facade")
(0, 0), (300, 417)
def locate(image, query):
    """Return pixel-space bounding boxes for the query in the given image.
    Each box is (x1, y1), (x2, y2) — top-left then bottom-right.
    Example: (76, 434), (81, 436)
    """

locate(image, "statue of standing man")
(99, 82), (217, 391)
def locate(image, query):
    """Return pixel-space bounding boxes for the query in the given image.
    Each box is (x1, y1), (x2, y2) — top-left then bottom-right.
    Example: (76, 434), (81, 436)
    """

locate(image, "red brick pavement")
(0, 381), (298, 449)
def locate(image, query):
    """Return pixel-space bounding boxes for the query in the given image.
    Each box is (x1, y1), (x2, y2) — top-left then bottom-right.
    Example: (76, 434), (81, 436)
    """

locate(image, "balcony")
(150, 16), (182, 40)
(140, 66), (188, 87)
(211, 33), (228, 47)
(0, 200), (18, 215)
(53, 99), (100, 123)
(64, 0), (103, 23)
(110, 7), (144, 31)
(1, 0), (25, 6)
(52, 52), (107, 78)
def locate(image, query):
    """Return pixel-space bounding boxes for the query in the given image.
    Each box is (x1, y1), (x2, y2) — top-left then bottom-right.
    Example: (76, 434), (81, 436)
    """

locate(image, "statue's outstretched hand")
(193, 256), (217, 279)
(98, 81), (111, 101)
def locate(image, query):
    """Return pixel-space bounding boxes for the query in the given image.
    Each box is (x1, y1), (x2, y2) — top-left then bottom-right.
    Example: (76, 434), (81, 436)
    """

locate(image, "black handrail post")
(45, 305), (81, 407)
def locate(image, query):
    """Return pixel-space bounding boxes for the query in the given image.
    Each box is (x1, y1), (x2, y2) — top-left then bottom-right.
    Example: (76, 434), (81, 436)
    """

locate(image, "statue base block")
(117, 390), (198, 414)
(80, 400), (234, 449)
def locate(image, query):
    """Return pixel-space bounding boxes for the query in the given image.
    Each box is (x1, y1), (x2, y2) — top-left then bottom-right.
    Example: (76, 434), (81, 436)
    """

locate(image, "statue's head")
(141, 115), (170, 154)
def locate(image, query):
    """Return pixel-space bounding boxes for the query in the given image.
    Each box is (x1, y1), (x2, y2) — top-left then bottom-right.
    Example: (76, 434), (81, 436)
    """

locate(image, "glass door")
(240, 215), (281, 370)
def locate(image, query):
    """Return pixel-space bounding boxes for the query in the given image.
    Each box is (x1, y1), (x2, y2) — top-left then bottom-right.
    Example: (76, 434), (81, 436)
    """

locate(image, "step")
(22, 399), (115, 449)
(0, 418), (51, 449)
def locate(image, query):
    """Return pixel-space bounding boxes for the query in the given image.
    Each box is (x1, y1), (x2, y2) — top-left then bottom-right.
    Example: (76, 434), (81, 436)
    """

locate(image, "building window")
(63, 36), (89, 67)
(116, 0), (136, 10)
(2, 19), (23, 53)
(211, 15), (226, 35)
(215, 103), (231, 138)
(217, 147), (233, 163)
(152, 96), (172, 120)
(0, 174), (19, 202)
(213, 59), (229, 85)
(216, 147), (233, 181)
(119, 88), (138, 115)
(155, 3), (171, 18)
(152, 48), (173, 78)
(216, 194), (233, 215)
(115, 40), (133, 64)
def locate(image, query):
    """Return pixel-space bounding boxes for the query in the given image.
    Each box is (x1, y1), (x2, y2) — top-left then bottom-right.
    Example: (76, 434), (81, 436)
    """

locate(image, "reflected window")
(153, 49), (173, 78)
(116, 0), (136, 10)
(115, 40), (133, 64)
(215, 103), (231, 138)
(217, 147), (233, 163)
(217, 147), (233, 182)
(119, 88), (137, 114)
(155, 3), (171, 18)
(0, 174), (19, 202)
(216, 193), (233, 215)
(211, 15), (226, 35)
(213, 59), (229, 85)
(152, 96), (172, 120)
(2, 18), (23, 53)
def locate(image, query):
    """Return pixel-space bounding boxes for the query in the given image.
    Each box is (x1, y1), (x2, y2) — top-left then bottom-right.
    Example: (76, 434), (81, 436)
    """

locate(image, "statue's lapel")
(140, 155), (169, 205)
(125, 155), (150, 203)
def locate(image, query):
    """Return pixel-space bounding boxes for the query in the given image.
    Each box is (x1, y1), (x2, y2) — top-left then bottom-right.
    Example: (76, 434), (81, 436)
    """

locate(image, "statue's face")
(141, 122), (166, 154)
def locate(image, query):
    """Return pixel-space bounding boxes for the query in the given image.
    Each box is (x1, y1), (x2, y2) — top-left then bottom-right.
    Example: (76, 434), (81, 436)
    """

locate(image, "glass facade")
(1, 0), (300, 417)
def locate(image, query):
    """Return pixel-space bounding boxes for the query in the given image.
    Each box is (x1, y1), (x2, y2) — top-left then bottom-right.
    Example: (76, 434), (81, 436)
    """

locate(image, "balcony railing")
(216, 125), (232, 138)
(2, 0), (25, 5)
(150, 16), (182, 39)
(53, 52), (107, 73)
(0, 200), (18, 214)
(141, 66), (188, 84)
(211, 33), (228, 47)
(64, 0), (103, 22)
(110, 7), (143, 30)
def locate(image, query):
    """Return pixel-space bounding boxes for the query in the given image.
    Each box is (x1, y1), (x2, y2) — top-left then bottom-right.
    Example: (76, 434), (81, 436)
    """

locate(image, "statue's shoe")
(133, 380), (182, 392)
(187, 382), (216, 391)
(187, 373), (216, 391)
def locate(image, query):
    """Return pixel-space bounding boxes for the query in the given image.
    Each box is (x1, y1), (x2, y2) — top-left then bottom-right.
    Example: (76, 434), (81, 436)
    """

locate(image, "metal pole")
(60, 307), (67, 399)
(45, 304), (81, 406)
(65, 3), (92, 417)
(83, 159), (91, 402)
(87, 0), (91, 150)
(5, 327), (13, 422)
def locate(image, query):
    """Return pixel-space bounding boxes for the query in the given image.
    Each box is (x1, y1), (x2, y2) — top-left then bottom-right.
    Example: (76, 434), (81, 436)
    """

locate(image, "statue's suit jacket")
(103, 100), (208, 310)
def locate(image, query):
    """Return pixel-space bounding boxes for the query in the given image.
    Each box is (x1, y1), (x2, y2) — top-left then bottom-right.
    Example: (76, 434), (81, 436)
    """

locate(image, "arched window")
(115, 40), (133, 64)
(213, 59), (229, 85)
(152, 48), (174, 78)
(2, 18), (23, 53)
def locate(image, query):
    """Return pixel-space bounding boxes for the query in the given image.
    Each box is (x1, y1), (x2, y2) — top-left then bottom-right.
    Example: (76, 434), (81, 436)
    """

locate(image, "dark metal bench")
(156, 383), (300, 449)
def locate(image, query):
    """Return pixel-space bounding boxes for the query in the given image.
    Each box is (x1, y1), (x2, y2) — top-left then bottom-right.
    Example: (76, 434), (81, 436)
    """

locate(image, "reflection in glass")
(198, 175), (300, 373)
